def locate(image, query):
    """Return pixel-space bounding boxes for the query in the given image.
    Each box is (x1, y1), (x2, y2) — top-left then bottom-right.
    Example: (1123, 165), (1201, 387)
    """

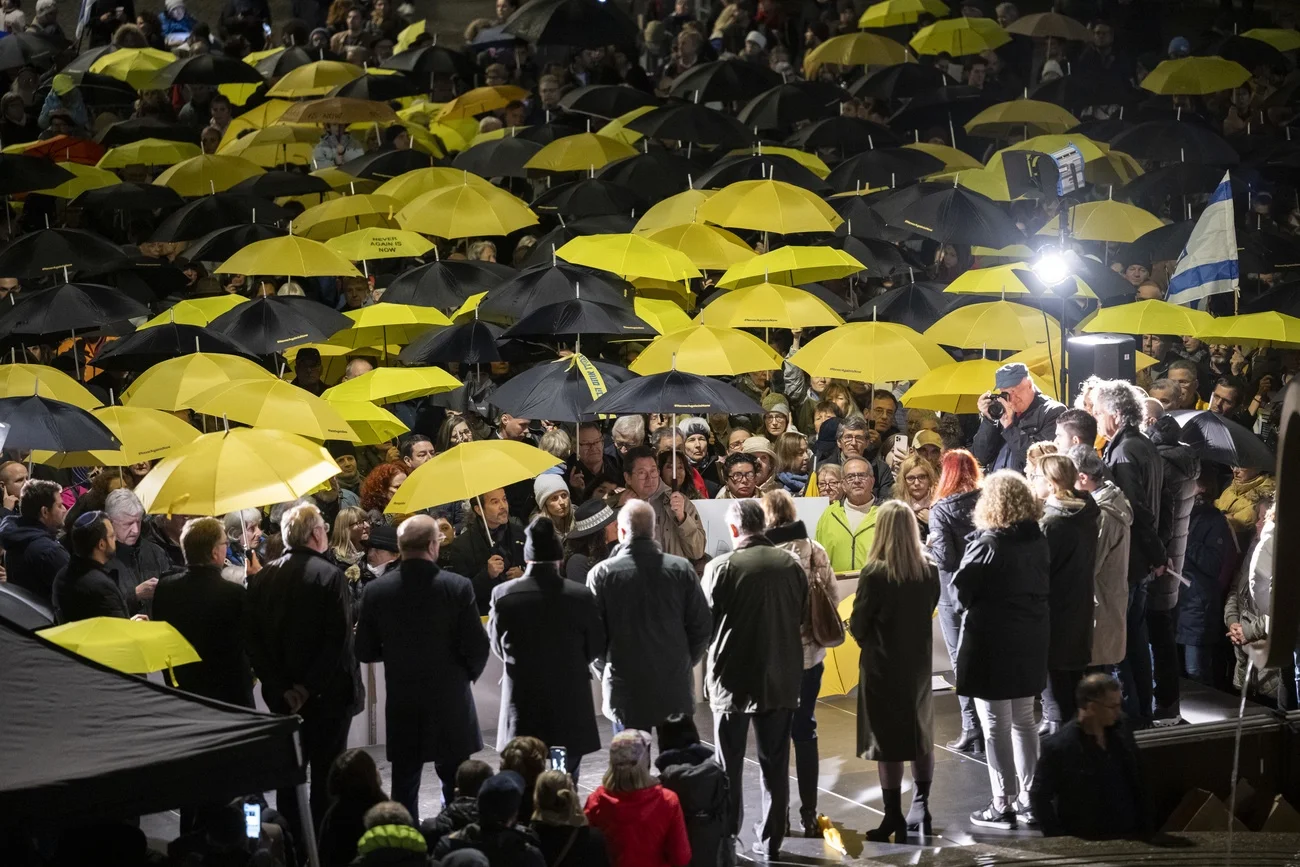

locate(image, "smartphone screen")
(548, 746), (567, 772)
(244, 803), (260, 840)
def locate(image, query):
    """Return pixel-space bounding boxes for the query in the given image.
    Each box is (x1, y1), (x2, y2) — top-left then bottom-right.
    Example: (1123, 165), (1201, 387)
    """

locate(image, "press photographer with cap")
(973, 362), (1066, 473)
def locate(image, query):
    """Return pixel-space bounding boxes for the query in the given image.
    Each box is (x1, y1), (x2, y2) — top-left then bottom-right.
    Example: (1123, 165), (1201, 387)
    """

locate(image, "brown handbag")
(808, 577), (845, 648)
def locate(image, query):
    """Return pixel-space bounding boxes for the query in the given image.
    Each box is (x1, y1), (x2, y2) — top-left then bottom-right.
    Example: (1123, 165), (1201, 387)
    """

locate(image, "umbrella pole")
(295, 782), (322, 867)
(476, 494), (492, 541)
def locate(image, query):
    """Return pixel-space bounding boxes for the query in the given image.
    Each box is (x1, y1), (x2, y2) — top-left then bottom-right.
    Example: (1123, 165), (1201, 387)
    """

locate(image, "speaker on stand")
(1064, 333), (1137, 402)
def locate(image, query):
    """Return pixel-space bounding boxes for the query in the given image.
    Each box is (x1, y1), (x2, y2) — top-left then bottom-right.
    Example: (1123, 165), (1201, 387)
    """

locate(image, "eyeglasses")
(840, 433), (867, 443)
(578, 440), (604, 451)
(728, 471), (756, 482)
(843, 473), (871, 483)
(904, 474), (931, 484)
(630, 469), (658, 479)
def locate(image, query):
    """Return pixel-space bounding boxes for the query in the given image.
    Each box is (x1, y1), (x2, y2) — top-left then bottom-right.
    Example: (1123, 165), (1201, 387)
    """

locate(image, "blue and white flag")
(1166, 172), (1238, 307)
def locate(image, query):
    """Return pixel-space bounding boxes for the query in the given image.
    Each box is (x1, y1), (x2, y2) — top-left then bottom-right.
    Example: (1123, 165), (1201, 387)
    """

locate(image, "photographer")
(972, 363), (1066, 473)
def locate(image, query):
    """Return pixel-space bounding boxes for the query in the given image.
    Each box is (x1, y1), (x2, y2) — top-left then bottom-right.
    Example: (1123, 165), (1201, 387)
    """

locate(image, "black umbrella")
(1125, 220), (1300, 274)
(380, 43), (474, 80)
(669, 59), (783, 104)
(0, 32), (58, 72)
(1169, 409), (1273, 470)
(587, 369), (763, 416)
(492, 353), (638, 421)
(338, 148), (436, 180)
(693, 153), (829, 192)
(468, 24), (524, 52)
(847, 281), (960, 331)
(478, 262), (631, 323)
(738, 81), (846, 133)
(0, 396), (119, 452)
(508, 122), (587, 145)
(182, 223), (289, 263)
(815, 235), (914, 277)
(384, 258), (517, 310)
(0, 228), (130, 277)
(526, 215), (635, 267)
(42, 72), (136, 115)
(1029, 75), (1141, 114)
(453, 135), (542, 178)
(1072, 117), (1135, 143)
(62, 45), (116, 75)
(148, 54), (265, 89)
(1116, 164), (1255, 206)
(532, 177), (646, 218)
(399, 320), (507, 365)
(79, 259), (191, 303)
(787, 115), (899, 155)
(0, 283), (147, 339)
(0, 583), (53, 631)
(206, 296), (351, 354)
(559, 84), (658, 119)
(596, 151), (698, 202)
(1110, 120), (1239, 165)
(150, 194), (289, 243)
(850, 63), (955, 101)
(0, 156), (74, 196)
(503, 0), (638, 47)
(229, 170), (332, 199)
(872, 182), (1021, 248)
(626, 102), (752, 147)
(254, 46), (313, 78)
(72, 183), (184, 213)
(93, 323), (255, 370)
(826, 147), (945, 192)
(826, 192), (911, 242)
(1212, 35), (1290, 73)
(793, 282), (852, 315)
(502, 297), (652, 339)
(330, 72), (424, 101)
(889, 86), (993, 132)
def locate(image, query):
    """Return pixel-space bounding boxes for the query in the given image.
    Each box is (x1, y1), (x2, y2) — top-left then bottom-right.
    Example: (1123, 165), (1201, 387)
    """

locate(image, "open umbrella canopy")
(873, 182), (1021, 248)
(0, 155), (75, 195)
(90, 47), (176, 89)
(944, 262), (1098, 300)
(559, 84), (658, 119)
(325, 399), (409, 446)
(643, 223), (755, 271)
(150, 193), (288, 243)
(524, 133), (638, 172)
(803, 32), (910, 77)
(717, 245), (863, 288)
(399, 320), (506, 366)
(291, 194), (403, 240)
(826, 147), (945, 192)
(1004, 11), (1091, 40)
(373, 166), (495, 203)
(1168, 409), (1273, 470)
(0, 283), (148, 339)
(477, 262), (631, 323)
(502, 297), (653, 339)
(29, 405), (202, 469)
(858, 0), (948, 26)
(334, 302), (450, 347)
(700, 179), (841, 235)
(38, 618), (199, 678)
(188, 378), (357, 441)
(503, 0), (638, 48)
(215, 236), (363, 278)
(630, 325), (783, 376)
(902, 358), (1055, 413)
(148, 53), (264, 89)
(626, 102), (752, 147)
(30, 162), (119, 199)
(0, 363), (101, 409)
(388, 439), (561, 513)
(153, 154), (264, 196)
(847, 281), (959, 331)
(98, 137), (200, 169)
(490, 353), (637, 421)
(790, 321), (952, 382)
(698, 282), (844, 329)
(910, 16), (1009, 55)
(1038, 199), (1163, 244)
(452, 135), (543, 179)
(557, 233), (701, 282)
(1081, 299), (1215, 336)
(396, 182), (538, 238)
(71, 182), (183, 213)
(1141, 56), (1251, 95)
(122, 352), (275, 411)
(1109, 120), (1238, 165)
(266, 60), (364, 98)
(670, 58), (782, 103)
(694, 154), (830, 192)
(437, 84), (531, 120)
(1195, 311), (1300, 348)
(532, 177), (646, 218)
(587, 369), (763, 416)
(0, 229), (130, 277)
(633, 189), (715, 233)
(925, 299), (1061, 350)
(383, 259), (516, 311)
(140, 295), (249, 329)
(0, 396), (120, 452)
(326, 228), (435, 261)
(206, 296), (351, 355)
(96, 116), (200, 147)
(321, 366), (462, 404)
(93, 323), (255, 371)
(965, 99), (1079, 138)
(634, 297), (693, 334)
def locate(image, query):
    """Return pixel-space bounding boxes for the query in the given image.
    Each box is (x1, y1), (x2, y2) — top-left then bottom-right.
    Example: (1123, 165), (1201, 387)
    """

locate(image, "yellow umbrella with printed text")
(98, 138), (200, 169)
(187, 378), (359, 441)
(90, 47), (175, 89)
(911, 16), (1010, 55)
(964, 99), (1079, 138)
(29, 405), (201, 468)
(717, 246), (863, 288)
(523, 133), (638, 172)
(326, 228), (434, 262)
(153, 154), (264, 196)
(634, 297), (693, 334)
(39, 618), (199, 683)
(790, 321), (951, 382)
(438, 85), (530, 120)
(396, 182), (538, 238)
(267, 60), (365, 98)
(633, 189), (714, 233)
(698, 282), (844, 329)
(1141, 56), (1250, 96)
(327, 399), (409, 445)
(818, 595), (859, 697)
(644, 223), (756, 271)
(1038, 199), (1163, 244)
(858, 0), (949, 28)
(373, 167), (493, 203)
(803, 32), (910, 77)
(32, 162), (119, 198)
(122, 352), (276, 412)
(902, 358), (1055, 413)
(557, 234), (702, 282)
(139, 295), (248, 329)
(291, 194), (403, 240)
(630, 325), (783, 376)
(322, 366), (461, 404)
(387, 439), (562, 514)
(700, 179), (841, 235)
(925, 300), (1060, 350)
(215, 236), (363, 278)
(0, 363), (101, 409)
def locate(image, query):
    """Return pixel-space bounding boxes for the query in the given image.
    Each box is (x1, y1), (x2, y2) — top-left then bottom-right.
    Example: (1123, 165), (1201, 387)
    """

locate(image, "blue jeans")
(792, 662), (824, 743)
(1118, 580), (1153, 722)
(1182, 644), (1215, 686)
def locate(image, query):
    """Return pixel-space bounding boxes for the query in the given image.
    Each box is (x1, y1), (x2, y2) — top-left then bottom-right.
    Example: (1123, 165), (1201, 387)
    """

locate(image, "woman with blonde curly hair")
(953, 470), (1050, 831)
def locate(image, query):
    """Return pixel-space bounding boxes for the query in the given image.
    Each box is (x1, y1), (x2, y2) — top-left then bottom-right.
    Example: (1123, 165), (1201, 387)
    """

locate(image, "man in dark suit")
(152, 516), (254, 708)
(244, 502), (363, 839)
(356, 514), (490, 822)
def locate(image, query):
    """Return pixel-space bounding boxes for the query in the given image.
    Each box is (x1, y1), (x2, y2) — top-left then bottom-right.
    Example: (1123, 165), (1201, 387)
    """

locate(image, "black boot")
(905, 780), (932, 836)
(865, 788), (909, 844)
(794, 739), (821, 837)
(947, 728), (984, 754)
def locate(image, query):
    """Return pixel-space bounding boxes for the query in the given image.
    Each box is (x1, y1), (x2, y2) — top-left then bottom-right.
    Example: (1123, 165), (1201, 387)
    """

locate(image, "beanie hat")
(524, 516), (563, 562)
(741, 435), (775, 460)
(35, 0), (55, 16)
(165, 0), (186, 11)
(533, 473), (567, 512)
(745, 30), (767, 50)
(477, 770), (525, 825)
(761, 393), (790, 415)
(609, 729), (652, 768)
(677, 416), (709, 440)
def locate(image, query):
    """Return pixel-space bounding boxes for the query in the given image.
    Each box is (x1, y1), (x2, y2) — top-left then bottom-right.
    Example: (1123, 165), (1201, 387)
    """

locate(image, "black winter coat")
(355, 558), (489, 765)
(953, 520), (1050, 700)
(419, 797), (478, 853)
(107, 535), (175, 617)
(1041, 494), (1100, 670)
(1029, 718), (1151, 839)
(440, 519), (528, 615)
(927, 488), (979, 606)
(151, 564), (254, 707)
(488, 562), (606, 756)
(1176, 501), (1235, 646)
(52, 555), (130, 623)
(971, 392), (1066, 472)
(530, 824), (610, 867)
(318, 792), (385, 867)
(1, 515), (70, 603)
(1149, 415), (1200, 611)
(655, 744), (728, 867)
(1102, 424), (1167, 585)
(433, 823), (546, 867)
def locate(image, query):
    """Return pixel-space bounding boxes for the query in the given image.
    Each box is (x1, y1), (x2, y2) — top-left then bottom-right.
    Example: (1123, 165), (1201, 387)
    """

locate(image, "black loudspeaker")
(1066, 333), (1137, 400)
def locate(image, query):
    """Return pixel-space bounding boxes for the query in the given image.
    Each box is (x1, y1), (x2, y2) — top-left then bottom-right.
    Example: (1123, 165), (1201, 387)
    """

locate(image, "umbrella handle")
(167, 656), (178, 687)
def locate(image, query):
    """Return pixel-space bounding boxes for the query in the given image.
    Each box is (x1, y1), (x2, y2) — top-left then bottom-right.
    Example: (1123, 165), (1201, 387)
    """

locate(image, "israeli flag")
(1167, 172), (1238, 307)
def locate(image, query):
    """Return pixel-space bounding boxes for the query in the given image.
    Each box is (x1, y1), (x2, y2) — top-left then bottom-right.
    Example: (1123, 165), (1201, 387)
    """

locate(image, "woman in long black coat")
(849, 500), (941, 844)
(953, 470), (1051, 831)
(488, 517), (608, 780)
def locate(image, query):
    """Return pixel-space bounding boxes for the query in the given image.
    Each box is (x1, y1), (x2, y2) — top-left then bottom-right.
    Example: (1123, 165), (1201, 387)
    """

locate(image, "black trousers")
(391, 759), (461, 824)
(277, 706), (352, 850)
(714, 708), (793, 857)
(1041, 669), (1085, 724)
(1146, 607), (1181, 712)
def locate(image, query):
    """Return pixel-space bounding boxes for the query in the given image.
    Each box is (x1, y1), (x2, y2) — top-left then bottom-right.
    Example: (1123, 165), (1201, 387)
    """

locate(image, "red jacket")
(585, 784), (692, 867)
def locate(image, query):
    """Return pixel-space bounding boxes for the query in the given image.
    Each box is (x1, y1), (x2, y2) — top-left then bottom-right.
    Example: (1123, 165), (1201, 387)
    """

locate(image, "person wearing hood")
(435, 771), (546, 867)
(1071, 446), (1133, 673)
(811, 414), (841, 466)
(1036, 455), (1100, 736)
(761, 394), (795, 438)
(654, 714), (728, 867)
(1145, 403), (1200, 725)
(489, 516), (606, 781)
(354, 801), (433, 867)
(0, 479), (69, 603)
(1174, 471), (1235, 687)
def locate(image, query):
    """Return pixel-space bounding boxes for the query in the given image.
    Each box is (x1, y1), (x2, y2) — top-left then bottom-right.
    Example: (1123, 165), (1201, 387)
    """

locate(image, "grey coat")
(587, 537), (711, 727)
(1090, 482), (1133, 666)
(700, 535), (808, 714)
(849, 560), (940, 761)
(1149, 415), (1200, 611)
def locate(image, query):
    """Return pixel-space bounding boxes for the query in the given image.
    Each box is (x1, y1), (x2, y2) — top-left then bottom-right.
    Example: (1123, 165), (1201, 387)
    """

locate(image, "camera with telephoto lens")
(987, 390), (1005, 420)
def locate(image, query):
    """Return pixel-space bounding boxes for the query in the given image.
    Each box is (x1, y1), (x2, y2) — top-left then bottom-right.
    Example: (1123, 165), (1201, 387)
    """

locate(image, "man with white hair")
(586, 499), (711, 735)
(245, 502), (363, 839)
(103, 488), (171, 617)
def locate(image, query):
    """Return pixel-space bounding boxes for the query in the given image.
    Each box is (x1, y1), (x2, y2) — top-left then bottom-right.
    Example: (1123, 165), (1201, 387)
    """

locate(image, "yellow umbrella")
(429, 120), (476, 153)
(911, 16), (1010, 55)
(450, 291), (487, 323)
(309, 165), (379, 193)
(291, 193), (403, 240)
(220, 99), (297, 150)
(89, 47), (175, 89)
(98, 138), (200, 169)
(634, 297), (693, 334)
(134, 428), (341, 515)
(438, 85), (531, 120)
(266, 60), (365, 98)
(523, 133), (638, 172)
(280, 97), (399, 125)
(153, 154), (264, 196)
(1004, 133), (1110, 163)
(1196, 311), (1300, 348)
(629, 325), (783, 376)
(38, 618), (199, 684)
(386, 439), (561, 514)
(858, 0), (949, 27)
(1242, 28), (1300, 52)
(726, 145), (831, 178)
(326, 228), (434, 262)
(122, 353), (276, 411)
(0, 363), (101, 409)
(373, 167), (493, 203)
(327, 399), (409, 445)
(790, 321), (951, 382)
(925, 300), (1060, 350)
(1038, 199), (1163, 244)
(717, 246), (863, 289)
(818, 595), (860, 696)
(802, 32), (910, 76)
(217, 125), (317, 167)
(394, 19), (426, 53)
(216, 235), (363, 278)
(557, 233), (702, 282)
(32, 162), (119, 198)
(644, 223), (755, 271)
(30, 405), (200, 468)
(1081, 299), (1214, 336)
(139, 296), (248, 329)
(396, 182), (538, 238)
(964, 99), (1078, 138)
(597, 105), (653, 146)
(902, 358), (1055, 413)
(633, 189), (714, 233)
(700, 179), (842, 235)
(698, 282), (844, 329)
(335, 302), (451, 347)
(187, 378), (358, 440)
(322, 366), (461, 404)
(904, 141), (983, 171)
(1141, 56), (1250, 96)
(945, 262), (1098, 299)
